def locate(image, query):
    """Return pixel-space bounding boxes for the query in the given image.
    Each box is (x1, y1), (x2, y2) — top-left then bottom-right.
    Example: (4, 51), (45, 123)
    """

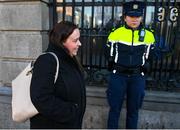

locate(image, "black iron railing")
(50, 0), (180, 91)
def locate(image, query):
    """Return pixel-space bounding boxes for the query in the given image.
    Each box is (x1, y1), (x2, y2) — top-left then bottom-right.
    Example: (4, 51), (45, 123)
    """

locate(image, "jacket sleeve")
(104, 41), (112, 60)
(30, 54), (78, 123)
(104, 33), (116, 71)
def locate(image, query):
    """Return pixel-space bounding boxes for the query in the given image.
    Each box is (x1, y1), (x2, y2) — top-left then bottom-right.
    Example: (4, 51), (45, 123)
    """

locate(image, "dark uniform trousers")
(106, 72), (145, 129)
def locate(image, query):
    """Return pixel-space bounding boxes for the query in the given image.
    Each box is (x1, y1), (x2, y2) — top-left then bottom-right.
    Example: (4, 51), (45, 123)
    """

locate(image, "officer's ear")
(124, 15), (128, 23)
(140, 16), (143, 22)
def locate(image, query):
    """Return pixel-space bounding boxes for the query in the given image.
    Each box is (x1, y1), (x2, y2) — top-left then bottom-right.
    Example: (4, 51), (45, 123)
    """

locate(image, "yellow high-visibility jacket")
(105, 25), (155, 68)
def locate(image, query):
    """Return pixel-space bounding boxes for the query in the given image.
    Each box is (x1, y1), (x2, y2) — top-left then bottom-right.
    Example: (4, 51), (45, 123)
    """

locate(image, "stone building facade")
(0, 0), (180, 129)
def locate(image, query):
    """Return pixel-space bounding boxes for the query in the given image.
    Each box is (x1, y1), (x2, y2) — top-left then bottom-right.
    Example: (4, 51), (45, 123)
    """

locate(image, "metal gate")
(50, 0), (180, 91)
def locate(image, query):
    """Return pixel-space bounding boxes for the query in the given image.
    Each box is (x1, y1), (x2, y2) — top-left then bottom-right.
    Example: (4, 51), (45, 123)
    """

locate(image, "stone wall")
(0, 0), (49, 87)
(0, 86), (180, 129)
(84, 87), (180, 129)
(0, 0), (49, 127)
(0, 87), (28, 128)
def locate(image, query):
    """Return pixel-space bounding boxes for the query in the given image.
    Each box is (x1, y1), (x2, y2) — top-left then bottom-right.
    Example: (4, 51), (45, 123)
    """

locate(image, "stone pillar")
(0, 0), (49, 87)
(0, 0), (49, 128)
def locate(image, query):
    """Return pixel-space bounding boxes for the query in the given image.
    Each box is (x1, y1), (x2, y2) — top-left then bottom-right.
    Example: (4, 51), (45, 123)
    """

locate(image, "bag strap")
(46, 52), (59, 83)
(33, 52), (59, 83)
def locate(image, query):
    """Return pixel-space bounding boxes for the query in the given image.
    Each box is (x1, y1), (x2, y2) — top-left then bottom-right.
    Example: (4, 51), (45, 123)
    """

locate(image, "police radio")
(139, 29), (145, 42)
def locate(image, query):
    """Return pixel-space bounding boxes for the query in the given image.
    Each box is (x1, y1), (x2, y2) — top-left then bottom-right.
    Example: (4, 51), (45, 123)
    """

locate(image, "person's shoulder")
(35, 52), (57, 65)
(109, 26), (124, 35)
(143, 27), (155, 42)
(144, 26), (154, 34)
(37, 52), (53, 60)
(144, 27), (154, 37)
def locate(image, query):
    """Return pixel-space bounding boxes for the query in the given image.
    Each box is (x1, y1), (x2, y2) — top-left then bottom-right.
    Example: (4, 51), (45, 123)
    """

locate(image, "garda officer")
(105, 1), (155, 129)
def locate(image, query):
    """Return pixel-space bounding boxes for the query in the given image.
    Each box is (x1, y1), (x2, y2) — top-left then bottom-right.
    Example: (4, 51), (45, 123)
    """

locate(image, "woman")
(30, 21), (86, 129)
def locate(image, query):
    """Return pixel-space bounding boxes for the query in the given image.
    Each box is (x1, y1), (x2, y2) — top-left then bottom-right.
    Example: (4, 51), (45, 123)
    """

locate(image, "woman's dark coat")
(30, 43), (86, 129)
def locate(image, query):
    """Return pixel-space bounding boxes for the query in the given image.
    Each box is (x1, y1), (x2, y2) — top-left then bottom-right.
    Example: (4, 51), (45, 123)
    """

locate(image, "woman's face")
(63, 28), (81, 57)
(124, 15), (142, 29)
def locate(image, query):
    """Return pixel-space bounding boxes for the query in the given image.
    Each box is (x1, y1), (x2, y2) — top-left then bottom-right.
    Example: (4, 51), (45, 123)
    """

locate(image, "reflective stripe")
(106, 44), (110, 47)
(145, 44), (151, 59)
(113, 70), (116, 73)
(108, 40), (146, 46)
(112, 44), (118, 74)
(141, 72), (144, 76)
(142, 44), (151, 66)
(114, 44), (118, 63)
(110, 42), (115, 56)
(142, 52), (146, 65)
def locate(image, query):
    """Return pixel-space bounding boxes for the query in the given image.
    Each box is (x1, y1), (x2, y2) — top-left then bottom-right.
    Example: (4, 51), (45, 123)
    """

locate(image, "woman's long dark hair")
(49, 21), (78, 47)
(49, 21), (84, 74)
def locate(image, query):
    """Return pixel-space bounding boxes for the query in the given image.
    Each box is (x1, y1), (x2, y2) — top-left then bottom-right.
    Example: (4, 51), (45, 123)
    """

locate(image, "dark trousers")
(106, 73), (145, 129)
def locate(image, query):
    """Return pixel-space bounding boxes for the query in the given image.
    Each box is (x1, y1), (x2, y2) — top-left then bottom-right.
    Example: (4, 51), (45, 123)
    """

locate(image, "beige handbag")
(12, 52), (59, 122)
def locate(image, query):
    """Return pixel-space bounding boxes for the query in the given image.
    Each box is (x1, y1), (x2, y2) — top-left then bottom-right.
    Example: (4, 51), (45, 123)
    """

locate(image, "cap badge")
(133, 4), (138, 9)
